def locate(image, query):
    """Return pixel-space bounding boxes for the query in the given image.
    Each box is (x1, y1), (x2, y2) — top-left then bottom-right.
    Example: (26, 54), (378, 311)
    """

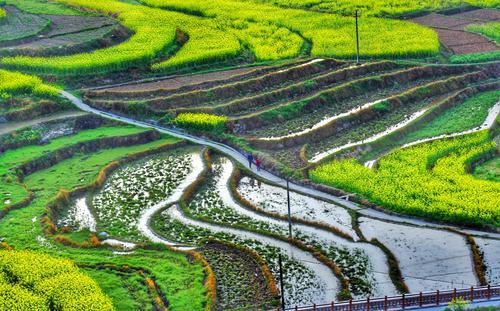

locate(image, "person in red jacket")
(255, 158), (261, 171)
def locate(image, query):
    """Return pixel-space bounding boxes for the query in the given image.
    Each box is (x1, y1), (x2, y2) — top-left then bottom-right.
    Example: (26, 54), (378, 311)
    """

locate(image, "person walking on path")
(255, 158), (261, 171)
(247, 153), (254, 169)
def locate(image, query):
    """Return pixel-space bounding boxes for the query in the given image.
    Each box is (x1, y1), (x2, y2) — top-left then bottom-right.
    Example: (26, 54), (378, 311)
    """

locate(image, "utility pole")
(279, 253), (286, 310)
(355, 10), (360, 65)
(286, 179), (292, 239)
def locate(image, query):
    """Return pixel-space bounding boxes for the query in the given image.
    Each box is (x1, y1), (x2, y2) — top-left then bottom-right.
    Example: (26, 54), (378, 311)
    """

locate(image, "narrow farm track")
(61, 90), (500, 243)
(0, 110), (88, 135)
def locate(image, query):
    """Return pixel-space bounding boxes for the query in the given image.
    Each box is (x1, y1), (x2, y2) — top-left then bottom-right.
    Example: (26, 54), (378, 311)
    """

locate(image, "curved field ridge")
(166, 204), (339, 306)
(311, 109), (428, 163)
(364, 97), (500, 168)
(141, 0), (440, 60)
(311, 131), (500, 228)
(401, 101), (500, 149)
(137, 152), (204, 249)
(0, 250), (113, 310)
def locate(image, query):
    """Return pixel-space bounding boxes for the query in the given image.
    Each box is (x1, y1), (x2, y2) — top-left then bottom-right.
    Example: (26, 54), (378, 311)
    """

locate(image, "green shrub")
(450, 51), (500, 63)
(173, 112), (228, 133)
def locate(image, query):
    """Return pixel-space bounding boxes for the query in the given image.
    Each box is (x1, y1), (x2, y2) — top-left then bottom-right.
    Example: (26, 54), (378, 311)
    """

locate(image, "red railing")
(282, 285), (499, 311)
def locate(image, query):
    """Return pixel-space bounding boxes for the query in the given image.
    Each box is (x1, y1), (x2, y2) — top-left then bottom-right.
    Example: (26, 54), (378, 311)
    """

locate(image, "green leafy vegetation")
(311, 131), (500, 227)
(0, 126), (149, 210)
(0, 250), (114, 310)
(401, 90), (500, 144)
(0, 69), (59, 100)
(248, 0), (499, 16)
(450, 51), (500, 63)
(474, 156), (499, 182)
(142, 0), (440, 61)
(0, 0), (443, 76)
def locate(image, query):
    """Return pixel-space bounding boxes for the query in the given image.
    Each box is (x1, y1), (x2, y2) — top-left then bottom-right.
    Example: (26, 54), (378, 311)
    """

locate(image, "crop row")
(138, 59), (342, 110)
(171, 61), (402, 117)
(234, 64), (483, 133)
(142, 0), (440, 60)
(251, 0), (498, 17)
(326, 83), (500, 164)
(84, 59), (306, 100)
(251, 68), (494, 150)
(85, 59), (343, 117)
(310, 131), (500, 228)
(2, 0), (443, 76)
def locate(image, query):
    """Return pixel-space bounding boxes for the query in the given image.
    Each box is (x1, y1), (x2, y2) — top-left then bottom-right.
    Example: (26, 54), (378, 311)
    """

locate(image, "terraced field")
(0, 0), (499, 310)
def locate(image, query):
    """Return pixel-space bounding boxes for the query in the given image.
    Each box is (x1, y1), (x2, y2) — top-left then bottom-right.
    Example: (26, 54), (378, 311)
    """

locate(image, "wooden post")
(349, 299), (352, 311)
(278, 254), (285, 311)
(294, 306), (298, 311)
(436, 290), (440, 305)
(487, 285), (491, 300)
(402, 293), (405, 309)
(453, 288), (457, 300)
(419, 292), (423, 307)
(331, 301), (334, 311)
(471, 286), (474, 302)
(384, 296), (388, 311)
(286, 179), (292, 238)
(367, 297), (370, 311)
(355, 10), (360, 65)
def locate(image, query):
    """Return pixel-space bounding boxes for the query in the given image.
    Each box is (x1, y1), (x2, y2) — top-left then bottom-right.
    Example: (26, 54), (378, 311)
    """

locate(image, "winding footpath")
(60, 91), (500, 240)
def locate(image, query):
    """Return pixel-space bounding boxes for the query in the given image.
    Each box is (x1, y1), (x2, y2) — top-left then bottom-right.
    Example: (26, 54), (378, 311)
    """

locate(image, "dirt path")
(0, 110), (88, 135)
(412, 11), (499, 55)
(92, 66), (267, 93)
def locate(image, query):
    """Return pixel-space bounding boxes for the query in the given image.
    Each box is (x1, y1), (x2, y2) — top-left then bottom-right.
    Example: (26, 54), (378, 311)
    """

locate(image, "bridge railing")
(282, 285), (499, 311)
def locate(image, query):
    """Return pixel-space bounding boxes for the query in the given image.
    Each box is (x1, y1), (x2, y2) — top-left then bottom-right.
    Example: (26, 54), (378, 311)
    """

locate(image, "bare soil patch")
(451, 8), (500, 22)
(436, 29), (499, 54)
(98, 66), (268, 93)
(412, 10), (499, 55)
(0, 25), (128, 57)
(0, 11), (129, 56)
